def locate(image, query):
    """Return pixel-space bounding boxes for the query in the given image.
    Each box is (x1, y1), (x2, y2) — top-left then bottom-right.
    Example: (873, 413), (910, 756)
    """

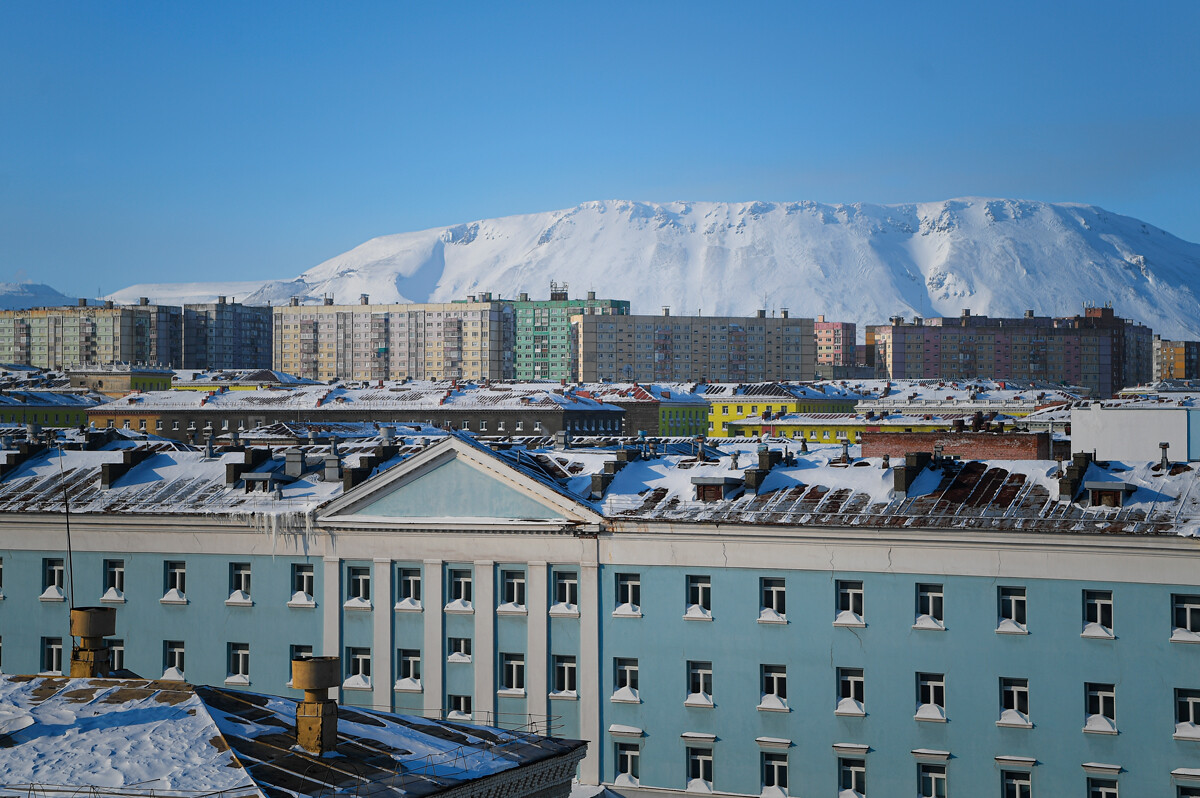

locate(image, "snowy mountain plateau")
(108, 198), (1200, 339)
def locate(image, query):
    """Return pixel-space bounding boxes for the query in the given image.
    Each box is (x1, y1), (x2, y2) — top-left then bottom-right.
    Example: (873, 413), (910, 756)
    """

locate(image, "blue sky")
(1, 1), (1197, 297)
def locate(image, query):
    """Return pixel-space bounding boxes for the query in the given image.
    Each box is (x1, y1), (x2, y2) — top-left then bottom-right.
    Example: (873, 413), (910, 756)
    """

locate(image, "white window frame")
(396, 649), (422, 689)
(41, 637), (63, 675)
(447, 568), (473, 610)
(552, 570), (579, 614)
(499, 652), (526, 694)
(760, 664), (787, 711)
(997, 586), (1028, 634)
(687, 746), (714, 791)
(1173, 594), (1200, 642)
(344, 646), (371, 689)
(1083, 589), (1114, 638)
(1087, 777), (1118, 798)
(163, 561), (187, 603)
(228, 562), (252, 604)
(164, 640), (185, 679)
(616, 742), (640, 785)
(999, 677), (1031, 727)
(447, 693), (472, 719)
(41, 558), (65, 601)
(916, 672), (946, 722)
(1002, 770), (1032, 798)
(835, 579), (864, 626)
(615, 573), (641, 616)
(760, 577), (786, 623)
(763, 751), (788, 794)
(686, 660), (713, 706)
(915, 582), (944, 630)
(553, 654), (577, 696)
(447, 636), (472, 663)
(500, 570), (526, 609)
(226, 643), (250, 685)
(103, 559), (125, 600)
(397, 567), (422, 610)
(837, 666), (865, 716)
(686, 574), (712, 618)
(919, 763), (947, 798)
(1177, 688), (1200, 739)
(613, 657), (639, 702)
(839, 757), (866, 797)
(1085, 682), (1117, 734)
(347, 566), (371, 603)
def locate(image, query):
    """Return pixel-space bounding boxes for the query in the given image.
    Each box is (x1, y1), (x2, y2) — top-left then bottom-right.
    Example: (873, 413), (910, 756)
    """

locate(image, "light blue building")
(2, 434), (1199, 797)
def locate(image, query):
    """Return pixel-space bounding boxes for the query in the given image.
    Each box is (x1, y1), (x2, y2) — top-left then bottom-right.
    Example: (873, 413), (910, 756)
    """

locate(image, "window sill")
(549, 690), (578, 701)
(1171, 630), (1200, 644)
(224, 676), (250, 687)
(835, 708), (866, 717)
(995, 627), (1029, 636)
(1173, 733), (1200, 741)
(684, 694), (714, 708)
(343, 599), (373, 611)
(160, 596), (189, 605)
(101, 596), (126, 604)
(549, 607), (581, 619)
(225, 598), (254, 607)
(913, 619), (946, 631)
(833, 619), (866, 628)
(611, 694), (641, 705)
(757, 703), (789, 713)
(444, 606), (475, 615)
(394, 600), (423, 612)
(1083, 727), (1118, 735)
(447, 654), (472, 664)
(997, 719), (1033, 729)
(288, 600), (317, 609)
(394, 681), (423, 693)
(757, 614), (788, 625)
(343, 683), (373, 692)
(38, 670), (63, 677)
(497, 688), (526, 698)
(612, 609), (643, 619)
(496, 605), (528, 616)
(446, 711), (472, 721)
(1081, 628), (1115, 640)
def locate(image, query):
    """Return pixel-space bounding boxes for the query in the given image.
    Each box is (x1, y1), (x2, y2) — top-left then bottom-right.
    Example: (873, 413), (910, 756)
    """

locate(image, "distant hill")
(107, 198), (1200, 339)
(0, 282), (78, 310)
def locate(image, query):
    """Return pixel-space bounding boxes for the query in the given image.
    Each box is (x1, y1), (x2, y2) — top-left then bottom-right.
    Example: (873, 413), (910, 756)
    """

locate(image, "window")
(346, 566), (371, 606)
(397, 567), (422, 609)
(839, 758), (866, 797)
(553, 571), (578, 612)
(1088, 779), (1118, 798)
(498, 652), (526, 693)
(998, 586), (1027, 633)
(291, 563), (314, 603)
(835, 580), (864, 625)
(615, 573), (641, 615)
(917, 673), (946, 721)
(614, 658), (639, 701)
(553, 655), (577, 695)
(686, 574), (711, 619)
(345, 647), (371, 688)
(227, 643), (250, 684)
(760, 577), (786, 622)
(919, 764), (946, 798)
(228, 562), (252, 603)
(616, 742), (640, 784)
(103, 559), (125, 600)
(687, 747), (713, 791)
(447, 637), (472, 662)
(763, 752), (788, 794)
(163, 561), (187, 602)
(686, 660), (713, 706)
(41, 637), (63, 675)
(915, 583), (944, 629)
(1085, 682), (1116, 733)
(448, 569), (473, 609)
(290, 644), (313, 663)
(447, 694), (472, 719)
(837, 667), (865, 715)
(501, 570), (526, 608)
(1000, 677), (1031, 726)
(396, 649), (421, 689)
(41, 558), (65, 601)
(1173, 594), (1200, 642)
(1083, 590), (1114, 637)
(1177, 688), (1200, 738)
(1002, 771), (1031, 798)
(760, 664), (787, 710)
(164, 641), (185, 679)
(109, 639), (124, 671)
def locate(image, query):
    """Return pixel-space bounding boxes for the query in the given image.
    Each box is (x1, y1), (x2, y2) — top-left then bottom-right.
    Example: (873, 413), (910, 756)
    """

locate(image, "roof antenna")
(56, 442), (76, 608)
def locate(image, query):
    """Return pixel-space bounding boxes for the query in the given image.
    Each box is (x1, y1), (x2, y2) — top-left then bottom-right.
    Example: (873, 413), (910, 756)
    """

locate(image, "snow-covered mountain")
(0, 283), (78, 310)
(110, 198), (1200, 339)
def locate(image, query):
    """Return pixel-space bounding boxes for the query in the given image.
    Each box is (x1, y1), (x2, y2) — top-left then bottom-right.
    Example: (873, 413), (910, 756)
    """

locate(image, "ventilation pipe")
(292, 656), (340, 755)
(69, 606), (117, 677)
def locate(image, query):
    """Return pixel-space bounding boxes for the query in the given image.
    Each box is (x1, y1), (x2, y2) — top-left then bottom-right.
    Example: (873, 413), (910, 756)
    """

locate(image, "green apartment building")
(509, 284), (629, 380)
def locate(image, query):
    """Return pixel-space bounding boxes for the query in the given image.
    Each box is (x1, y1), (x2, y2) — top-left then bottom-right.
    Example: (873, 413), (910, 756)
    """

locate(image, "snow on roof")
(856, 379), (1085, 405)
(0, 675), (585, 798)
(172, 369), (321, 386)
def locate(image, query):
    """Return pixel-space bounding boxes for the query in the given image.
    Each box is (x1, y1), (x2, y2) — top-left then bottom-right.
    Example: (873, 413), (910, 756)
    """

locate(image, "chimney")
(104, 300), (114, 309)
(360, 294), (369, 305)
(518, 292), (529, 302)
(285, 449), (304, 478)
(69, 606), (117, 677)
(817, 314), (825, 322)
(323, 296), (334, 306)
(290, 297), (301, 307)
(1160, 441), (1170, 471)
(292, 656), (340, 755)
(77, 298), (87, 307)
(587, 291), (596, 300)
(1025, 310), (1034, 318)
(756, 309), (766, 318)
(961, 308), (970, 318)
(324, 453), (342, 481)
(379, 425), (395, 443)
(139, 297), (150, 306)
(662, 306), (670, 316)
(781, 308), (789, 319)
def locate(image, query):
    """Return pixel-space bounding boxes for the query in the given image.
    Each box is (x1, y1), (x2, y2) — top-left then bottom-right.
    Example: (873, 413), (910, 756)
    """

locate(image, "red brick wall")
(861, 431), (1050, 460)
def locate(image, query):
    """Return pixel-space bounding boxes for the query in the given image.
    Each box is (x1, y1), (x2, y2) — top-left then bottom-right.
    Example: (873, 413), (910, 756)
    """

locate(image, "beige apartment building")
(0, 299), (182, 369)
(572, 309), (815, 383)
(272, 294), (515, 382)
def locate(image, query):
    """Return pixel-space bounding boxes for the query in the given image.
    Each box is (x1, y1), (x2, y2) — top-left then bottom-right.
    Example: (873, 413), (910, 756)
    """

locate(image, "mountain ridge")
(101, 197), (1200, 340)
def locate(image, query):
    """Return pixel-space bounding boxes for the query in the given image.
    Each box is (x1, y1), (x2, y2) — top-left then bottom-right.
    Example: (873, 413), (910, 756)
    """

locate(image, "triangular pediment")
(319, 436), (600, 527)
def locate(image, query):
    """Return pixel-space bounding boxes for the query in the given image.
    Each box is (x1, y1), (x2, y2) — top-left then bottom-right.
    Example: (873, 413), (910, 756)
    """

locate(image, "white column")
(474, 560), (495, 722)
(322, 556), (341, 701)
(526, 561), (549, 733)
(423, 559), (443, 718)
(579, 561), (601, 783)
(373, 558), (392, 712)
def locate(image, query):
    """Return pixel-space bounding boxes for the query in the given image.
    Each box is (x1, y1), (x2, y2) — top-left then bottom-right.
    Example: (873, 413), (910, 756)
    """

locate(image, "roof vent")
(69, 606), (117, 678)
(292, 656), (340, 755)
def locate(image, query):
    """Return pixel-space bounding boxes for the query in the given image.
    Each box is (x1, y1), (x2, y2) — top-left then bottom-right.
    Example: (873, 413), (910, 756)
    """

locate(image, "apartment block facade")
(499, 285), (629, 381)
(0, 299), (182, 369)
(272, 295), (515, 382)
(814, 315), (857, 369)
(1154, 337), (1200, 381)
(182, 297), (272, 370)
(873, 307), (1153, 397)
(572, 311), (815, 383)
(3, 436), (1200, 797)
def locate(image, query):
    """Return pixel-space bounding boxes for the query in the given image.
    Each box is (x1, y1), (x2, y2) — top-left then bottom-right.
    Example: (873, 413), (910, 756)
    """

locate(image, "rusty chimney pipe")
(292, 656), (340, 755)
(69, 606), (117, 677)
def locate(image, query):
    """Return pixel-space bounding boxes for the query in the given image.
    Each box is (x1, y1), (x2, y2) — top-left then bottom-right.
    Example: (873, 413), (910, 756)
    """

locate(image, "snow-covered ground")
(108, 197), (1200, 339)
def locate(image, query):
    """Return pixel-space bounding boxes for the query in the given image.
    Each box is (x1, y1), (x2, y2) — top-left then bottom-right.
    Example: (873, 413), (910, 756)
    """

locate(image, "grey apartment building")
(572, 310), (815, 383)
